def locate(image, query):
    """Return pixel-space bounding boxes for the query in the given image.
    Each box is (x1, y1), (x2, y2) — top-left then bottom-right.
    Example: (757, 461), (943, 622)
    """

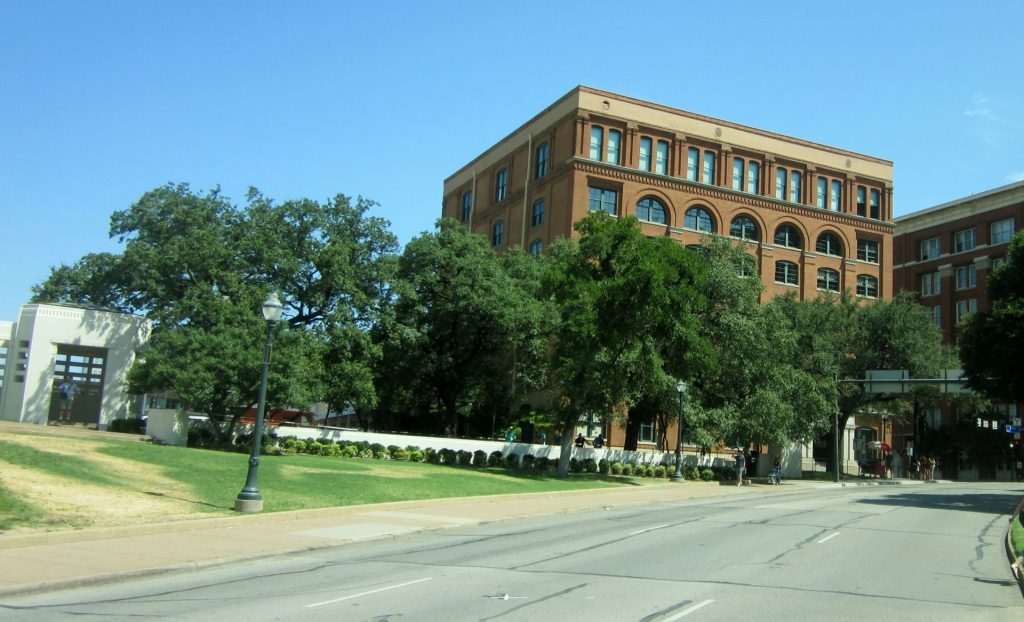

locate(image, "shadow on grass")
(143, 491), (232, 511)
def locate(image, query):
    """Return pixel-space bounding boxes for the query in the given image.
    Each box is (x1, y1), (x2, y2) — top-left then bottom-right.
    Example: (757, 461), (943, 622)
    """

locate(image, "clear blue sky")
(2, 0), (1022, 322)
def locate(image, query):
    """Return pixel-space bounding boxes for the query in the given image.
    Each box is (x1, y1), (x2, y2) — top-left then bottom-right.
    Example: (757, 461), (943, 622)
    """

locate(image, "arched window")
(589, 126), (603, 160)
(816, 232), (843, 256)
(857, 274), (878, 298)
(531, 199), (545, 226)
(684, 206), (715, 232)
(492, 221), (504, 247)
(529, 239), (543, 256)
(775, 260), (799, 285)
(636, 197), (667, 224)
(730, 215), (759, 241)
(774, 224), (802, 249)
(817, 268), (840, 292)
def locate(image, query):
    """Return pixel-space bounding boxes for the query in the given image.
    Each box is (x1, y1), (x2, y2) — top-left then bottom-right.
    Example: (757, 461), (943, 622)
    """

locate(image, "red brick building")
(441, 86), (894, 458)
(893, 180), (1024, 478)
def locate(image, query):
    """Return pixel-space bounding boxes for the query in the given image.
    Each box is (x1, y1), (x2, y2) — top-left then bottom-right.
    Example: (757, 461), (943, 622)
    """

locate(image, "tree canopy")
(960, 230), (1024, 402)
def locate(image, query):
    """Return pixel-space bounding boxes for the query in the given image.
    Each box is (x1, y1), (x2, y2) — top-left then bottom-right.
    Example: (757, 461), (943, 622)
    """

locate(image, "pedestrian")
(575, 433), (586, 448)
(770, 458), (782, 485)
(593, 433), (605, 449)
(735, 450), (746, 486)
(57, 379), (77, 423)
(539, 431), (547, 445)
(927, 456), (937, 481)
(909, 454), (919, 480)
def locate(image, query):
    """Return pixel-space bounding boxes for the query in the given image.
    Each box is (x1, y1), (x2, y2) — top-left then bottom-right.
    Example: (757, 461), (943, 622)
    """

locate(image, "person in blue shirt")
(57, 379), (77, 423)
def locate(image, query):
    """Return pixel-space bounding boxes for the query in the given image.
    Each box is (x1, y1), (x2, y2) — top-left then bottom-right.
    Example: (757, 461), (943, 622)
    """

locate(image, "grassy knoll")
(0, 425), (641, 531)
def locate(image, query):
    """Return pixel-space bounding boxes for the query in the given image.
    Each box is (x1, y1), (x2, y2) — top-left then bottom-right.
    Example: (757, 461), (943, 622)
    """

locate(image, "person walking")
(735, 450), (746, 486)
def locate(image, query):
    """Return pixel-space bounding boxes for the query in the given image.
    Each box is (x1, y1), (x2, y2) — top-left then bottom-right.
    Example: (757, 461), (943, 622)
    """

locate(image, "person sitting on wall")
(575, 433), (586, 448)
(593, 433), (604, 449)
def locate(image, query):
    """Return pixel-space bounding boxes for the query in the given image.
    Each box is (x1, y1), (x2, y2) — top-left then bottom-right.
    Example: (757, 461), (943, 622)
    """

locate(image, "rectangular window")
(686, 147), (699, 181)
(869, 189), (880, 219)
(920, 237), (940, 261)
(775, 261), (798, 285)
(817, 178), (827, 209)
(461, 191), (472, 222)
(789, 171), (802, 203)
(702, 150), (716, 184)
(588, 187), (618, 215)
(990, 218), (1014, 245)
(920, 273), (938, 297)
(857, 239), (878, 263)
(831, 180), (841, 211)
(775, 169), (787, 200)
(589, 127), (603, 160)
(856, 275), (878, 298)
(856, 186), (867, 216)
(534, 142), (548, 179)
(639, 137), (652, 172)
(932, 306), (941, 329)
(732, 157), (744, 190)
(655, 140), (668, 175)
(639, 420), (656, 444)
(956, 299), (977, 324)
(747, 161), (760, 194)
(495, 168), (507, 202)
(955, 264), (977, 290)
(817, 269), (840, 292)
(954, 228), (976, 253)
(607, 130), (621, 164)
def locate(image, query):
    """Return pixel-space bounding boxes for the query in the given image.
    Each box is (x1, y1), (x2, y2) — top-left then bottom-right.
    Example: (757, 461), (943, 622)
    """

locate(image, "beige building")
(443, 86), (894, 303)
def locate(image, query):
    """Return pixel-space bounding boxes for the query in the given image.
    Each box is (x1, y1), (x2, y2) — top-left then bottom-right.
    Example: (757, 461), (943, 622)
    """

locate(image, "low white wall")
(146, 408), (190, 446)
(269, 426), (744, 470)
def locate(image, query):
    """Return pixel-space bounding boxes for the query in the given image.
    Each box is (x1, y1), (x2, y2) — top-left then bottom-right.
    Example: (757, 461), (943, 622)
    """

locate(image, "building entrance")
(48, 345), (107, 425)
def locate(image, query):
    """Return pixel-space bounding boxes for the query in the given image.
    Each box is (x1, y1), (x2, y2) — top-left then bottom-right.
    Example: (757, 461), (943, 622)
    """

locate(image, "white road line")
(629, 524), (671, 535)
(305, 577), (433, 608)
(818, 532), (840, 544)
(663, 599), (714, 620)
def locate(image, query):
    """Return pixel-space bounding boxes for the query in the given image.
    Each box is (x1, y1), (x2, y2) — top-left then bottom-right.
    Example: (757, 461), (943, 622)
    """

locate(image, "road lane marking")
(629, 524), (671, 535)
(305, 577), (433, 608)
(817, 532), (840, 544)
(663, 599), (714, 620)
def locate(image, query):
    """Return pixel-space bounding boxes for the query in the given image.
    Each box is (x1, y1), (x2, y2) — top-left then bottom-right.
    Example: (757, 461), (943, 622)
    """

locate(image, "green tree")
(541, 213), (711, 476)
(377, 219), (551, 435)
(960, 230), (1024, 401)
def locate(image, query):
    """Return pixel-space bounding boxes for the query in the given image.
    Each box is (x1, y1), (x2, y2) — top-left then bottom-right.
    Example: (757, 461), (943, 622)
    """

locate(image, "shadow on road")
(855, 490), (1024, 515)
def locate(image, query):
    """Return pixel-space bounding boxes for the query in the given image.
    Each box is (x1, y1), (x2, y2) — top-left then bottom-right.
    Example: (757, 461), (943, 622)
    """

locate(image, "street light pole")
(834, 373), (840, 484)
(672, 381), (687, 481)
(235, 292), (284, 513)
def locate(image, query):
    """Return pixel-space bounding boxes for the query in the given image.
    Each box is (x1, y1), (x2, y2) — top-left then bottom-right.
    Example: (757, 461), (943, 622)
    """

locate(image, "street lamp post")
(672, 380), (687, 481)
(234, 292), (284, 513)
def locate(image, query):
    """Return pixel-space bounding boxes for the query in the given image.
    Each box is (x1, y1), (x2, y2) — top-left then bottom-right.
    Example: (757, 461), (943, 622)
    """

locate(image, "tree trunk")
(557, 424), (574, 478)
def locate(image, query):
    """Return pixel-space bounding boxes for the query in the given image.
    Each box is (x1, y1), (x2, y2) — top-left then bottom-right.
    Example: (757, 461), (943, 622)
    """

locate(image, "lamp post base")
(234, 497), (264, 513)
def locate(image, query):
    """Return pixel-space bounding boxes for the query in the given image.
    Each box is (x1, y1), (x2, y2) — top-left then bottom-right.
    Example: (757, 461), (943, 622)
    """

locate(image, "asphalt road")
(2, 482), (1022, 621)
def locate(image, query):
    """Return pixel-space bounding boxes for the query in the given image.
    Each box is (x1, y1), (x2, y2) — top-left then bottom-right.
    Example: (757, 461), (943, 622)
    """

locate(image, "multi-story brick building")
(441, 86), (895, 472)
(893, 180), (1024, 479)
(442, 86), (894, 303)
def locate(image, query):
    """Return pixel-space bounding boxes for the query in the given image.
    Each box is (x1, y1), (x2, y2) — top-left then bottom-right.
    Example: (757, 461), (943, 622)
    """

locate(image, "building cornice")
(894, 180), (1024, 234)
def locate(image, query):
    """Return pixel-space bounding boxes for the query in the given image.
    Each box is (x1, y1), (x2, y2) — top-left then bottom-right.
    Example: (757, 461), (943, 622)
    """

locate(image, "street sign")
(1006, 425), (1022, 433)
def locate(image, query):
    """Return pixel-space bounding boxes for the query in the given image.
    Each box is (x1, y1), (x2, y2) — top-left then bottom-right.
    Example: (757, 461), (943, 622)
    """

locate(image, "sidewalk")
(0, 479), (825, 597)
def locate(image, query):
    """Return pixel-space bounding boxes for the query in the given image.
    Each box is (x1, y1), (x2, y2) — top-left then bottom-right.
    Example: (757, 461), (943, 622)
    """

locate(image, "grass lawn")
(1012, 514), (1024, 558)
(0, 426), (650, 531)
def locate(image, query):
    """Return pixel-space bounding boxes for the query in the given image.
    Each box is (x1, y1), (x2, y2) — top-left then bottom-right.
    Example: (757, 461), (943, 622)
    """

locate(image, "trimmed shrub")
(407, 449), (424, 462)
(609, 461), (623, 476)
(457, 450), (473, 466)
(387, 445), (402, 459)
(621, 463), (634, 477)
(654, 465), (667, 478)
(392, 449), (410, 461)
(340, 444), (358, 458)
(472, 450), (488, 467)
(700, 468), (715, 481)
(369, 443), (387, 459)
(534, 456), (551, 471)
(281, 437), (301, 453)
(522, 454), (536, 469)
(109, 418), (146, 434)
(644, 465), (656, 477)
(583, 458), (598, 473)
(440, 448), (457, 464)
(424, 448), (440, 463)
(598, 459), (610, 475)
(488, 451), (504, 467)
(569, 458), (584, 473)
(506, 453), (520, 468)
